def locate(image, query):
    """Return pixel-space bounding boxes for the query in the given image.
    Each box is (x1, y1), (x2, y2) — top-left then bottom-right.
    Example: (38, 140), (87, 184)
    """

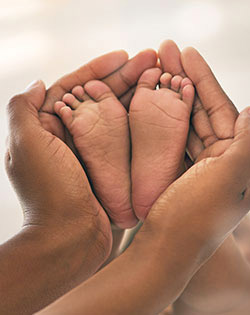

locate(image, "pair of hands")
(5, 40), (242, 260)
(6, 39), (250, 315)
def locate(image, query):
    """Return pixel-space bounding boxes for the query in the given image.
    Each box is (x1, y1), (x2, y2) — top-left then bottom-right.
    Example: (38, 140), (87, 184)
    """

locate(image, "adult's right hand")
(38, 107), (250, 315)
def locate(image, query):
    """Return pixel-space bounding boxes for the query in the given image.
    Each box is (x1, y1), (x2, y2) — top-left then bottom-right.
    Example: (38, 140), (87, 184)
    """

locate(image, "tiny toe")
(54, 101), (66, 115)
(59, 105), (73, 127)
(182, 84), (195, 108)
(181, 77), (193, 90)
(160, 72), (172, 89)
(71, 85), (85, 101)
(72, 85), (90, 102)
(62, 93), (81, 109)
(171, 75), (182, 92)
(84, 80), (116, 102)
(137, 68), (162, 90)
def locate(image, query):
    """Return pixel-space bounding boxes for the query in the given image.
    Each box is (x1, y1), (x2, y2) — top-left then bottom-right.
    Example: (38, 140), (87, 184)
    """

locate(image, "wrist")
(23, 199), (113, 263)
(0, 208), (112, 315)
(22, 207), (112, 280)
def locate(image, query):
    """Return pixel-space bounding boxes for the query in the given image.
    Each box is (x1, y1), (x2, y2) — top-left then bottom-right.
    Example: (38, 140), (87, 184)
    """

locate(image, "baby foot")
(129, 68), (194, 220)
(54, 81), (137, 229)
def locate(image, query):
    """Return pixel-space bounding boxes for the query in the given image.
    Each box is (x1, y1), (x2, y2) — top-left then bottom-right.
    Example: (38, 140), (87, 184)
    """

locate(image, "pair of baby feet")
(54, 68), (195, 229)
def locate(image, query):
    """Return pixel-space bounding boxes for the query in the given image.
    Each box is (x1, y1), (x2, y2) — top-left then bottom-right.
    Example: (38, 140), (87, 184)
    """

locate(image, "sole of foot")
(54, 80), (138, 229)
(130, 67), (194, 220)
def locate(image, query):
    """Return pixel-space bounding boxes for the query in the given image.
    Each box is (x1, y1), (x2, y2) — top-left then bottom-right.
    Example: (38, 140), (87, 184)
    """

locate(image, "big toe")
(84, 80), (116, 102)
(137, 68), (162, 90)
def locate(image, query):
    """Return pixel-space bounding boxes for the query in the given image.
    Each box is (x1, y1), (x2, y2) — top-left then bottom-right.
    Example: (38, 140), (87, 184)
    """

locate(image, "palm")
(159, 40), (238, 166)
(187, 94), (236, 163)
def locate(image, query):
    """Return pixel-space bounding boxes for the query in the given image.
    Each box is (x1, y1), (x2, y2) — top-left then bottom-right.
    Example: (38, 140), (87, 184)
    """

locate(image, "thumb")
(24, 80), (46, 110)
(234, 107), (250, 138)
(222, 106), (250, 184)
(7, 80), (46, 133)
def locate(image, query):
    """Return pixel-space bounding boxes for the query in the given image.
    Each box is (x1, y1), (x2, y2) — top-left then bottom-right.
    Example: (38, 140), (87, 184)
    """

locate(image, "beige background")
(0, 0), (249, 243)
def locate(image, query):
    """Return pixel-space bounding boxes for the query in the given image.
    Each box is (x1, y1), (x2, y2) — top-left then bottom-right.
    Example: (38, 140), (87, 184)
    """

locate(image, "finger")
(186, 126), (205, 161)
(103, 49), (157, 96)
(43, 49), (157, 113)
(7, 80), (46, 134)
(227, 107), (250, 164)
(219, 107), (250, 202)
(42, 50), (129, 113)
(119, 86), (136, 111)
(158, 40), (186, 77)
(6, 80), (47, 167)
(136, 68), (162, 90)
(195, 139), (233, 163)
(181, 47), (239, 139)
(192, 96), (218, 147)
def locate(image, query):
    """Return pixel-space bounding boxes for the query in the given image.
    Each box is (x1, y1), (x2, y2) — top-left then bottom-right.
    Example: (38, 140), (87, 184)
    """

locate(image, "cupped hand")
(2, 49), (157, 315)
(37, 106), (250, 315)
(6, 80), (112, 272)
(39, 49), (157, 142)
(159, 40), (239, 164)
(39, 49), (157, 229)
(142, 106), (250, 315)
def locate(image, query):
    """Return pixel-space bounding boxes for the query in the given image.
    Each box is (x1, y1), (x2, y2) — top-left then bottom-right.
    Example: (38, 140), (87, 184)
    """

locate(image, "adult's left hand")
(159, 40), (239, 163)
(40, 49), (157, 142)
(2, 48), (157, 315)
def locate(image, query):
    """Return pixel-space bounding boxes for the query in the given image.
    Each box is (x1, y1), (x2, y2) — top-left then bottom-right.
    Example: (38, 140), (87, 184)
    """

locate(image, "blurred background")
(0, 0), (250, 243)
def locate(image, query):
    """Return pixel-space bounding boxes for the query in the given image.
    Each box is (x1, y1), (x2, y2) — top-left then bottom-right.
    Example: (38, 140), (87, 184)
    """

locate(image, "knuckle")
(8, 93), (24, 107)
(4, 149), (11, 166)
(6, 93), (27, 117)
(4, 149), (15, 178)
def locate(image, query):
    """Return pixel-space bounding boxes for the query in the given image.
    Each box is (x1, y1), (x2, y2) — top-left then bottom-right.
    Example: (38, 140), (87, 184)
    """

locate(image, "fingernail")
(25, 80), (41, 91)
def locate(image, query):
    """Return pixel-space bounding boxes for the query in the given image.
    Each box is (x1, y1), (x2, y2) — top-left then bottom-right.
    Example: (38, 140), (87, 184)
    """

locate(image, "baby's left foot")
(130, 68), (195, 220)
(54, 81), (137, 229)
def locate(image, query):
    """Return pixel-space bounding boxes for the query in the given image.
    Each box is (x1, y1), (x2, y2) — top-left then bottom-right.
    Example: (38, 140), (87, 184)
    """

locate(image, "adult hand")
(4, 79), (111, 315)
(3, 48), (157, 314)
(39, 49), (157, 228)
(158, 40), (239, 163)
(39, 49), (157, 141)
(38, 106), (250, 315)
(158, 39), (248, 314)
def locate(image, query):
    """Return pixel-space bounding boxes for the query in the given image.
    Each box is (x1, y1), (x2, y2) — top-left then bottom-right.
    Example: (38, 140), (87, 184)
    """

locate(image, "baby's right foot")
(130, 68), (194, 220)
(54, 81), (138, 229)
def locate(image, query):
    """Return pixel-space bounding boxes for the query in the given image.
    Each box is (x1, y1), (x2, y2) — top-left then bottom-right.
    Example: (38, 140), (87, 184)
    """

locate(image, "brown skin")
(2, 49), (157, 315)
(4, 42), (249, 315)
(159, 40), (250, 315)
(158, 40), (238, 162)
(36, 43), (250, 315)
(173, 235), (250, 315)
(40, 49), (157, 143)
(38, 106), (250, 315)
